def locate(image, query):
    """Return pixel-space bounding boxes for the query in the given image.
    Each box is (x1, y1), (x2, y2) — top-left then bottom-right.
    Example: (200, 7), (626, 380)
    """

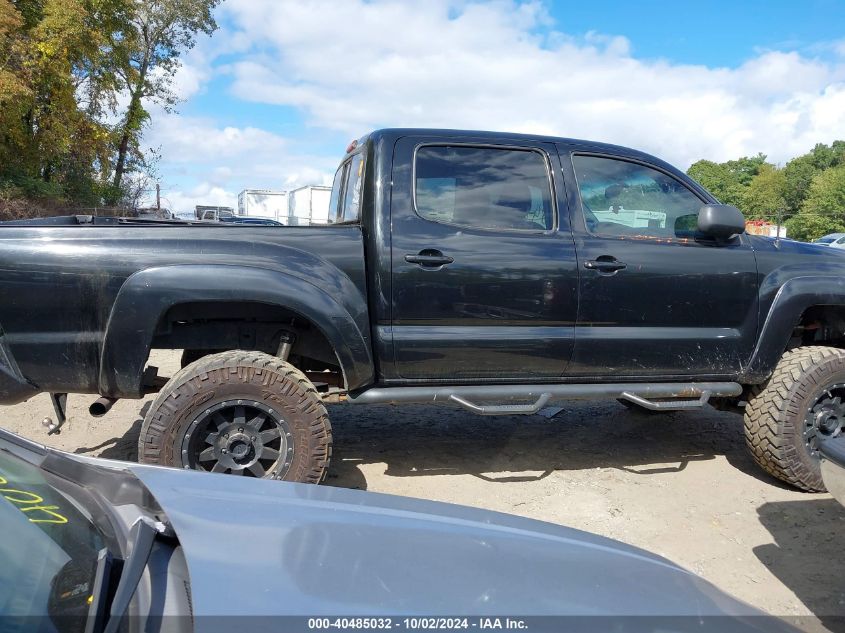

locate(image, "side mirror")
(697, 204), (745, 239)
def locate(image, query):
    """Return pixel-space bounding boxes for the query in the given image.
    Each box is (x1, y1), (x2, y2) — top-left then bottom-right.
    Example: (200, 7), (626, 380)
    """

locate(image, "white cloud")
(218, 0), (845, 168)
(160, 182), (237, 213)
(162, 31), (223, 102)
(141, 114), (337, 211)
(146, 114), (289, 163)
(143, 1), (845, 212)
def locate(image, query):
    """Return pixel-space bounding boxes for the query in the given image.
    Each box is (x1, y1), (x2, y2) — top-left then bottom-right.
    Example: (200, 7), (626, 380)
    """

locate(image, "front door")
(560, 149), (759, 378)
(389, 136), (578, 381)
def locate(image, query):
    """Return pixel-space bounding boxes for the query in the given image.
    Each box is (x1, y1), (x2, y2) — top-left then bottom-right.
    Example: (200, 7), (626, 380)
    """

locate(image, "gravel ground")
(3, 351), (844, 632)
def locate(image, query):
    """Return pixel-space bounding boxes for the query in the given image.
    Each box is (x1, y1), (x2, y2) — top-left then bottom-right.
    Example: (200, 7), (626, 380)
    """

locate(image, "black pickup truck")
(2, 128), (845, 492)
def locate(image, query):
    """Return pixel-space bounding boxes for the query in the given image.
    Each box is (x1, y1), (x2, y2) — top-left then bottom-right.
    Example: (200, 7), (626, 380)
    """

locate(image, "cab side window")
(415, 146), (553, 231)
(340, 153), (364, 223)
(572, 155), (703, 239)
(328, 152), (365, 224)
(327, 162), (348, 223)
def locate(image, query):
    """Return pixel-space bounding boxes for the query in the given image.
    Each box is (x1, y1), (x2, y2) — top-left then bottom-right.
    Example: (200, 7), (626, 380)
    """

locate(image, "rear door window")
(414, 146), (553, 231)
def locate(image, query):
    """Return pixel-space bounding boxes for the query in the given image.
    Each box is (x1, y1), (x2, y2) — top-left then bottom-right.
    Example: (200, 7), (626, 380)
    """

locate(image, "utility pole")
(156, 183), (161, 211)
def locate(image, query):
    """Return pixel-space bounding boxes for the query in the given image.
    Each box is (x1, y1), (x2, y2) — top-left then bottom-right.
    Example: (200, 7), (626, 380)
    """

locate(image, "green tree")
(801, 165), (845, 217)
(785, 214), (845, 242)
(783, 166), (845, 241)
(0, 0), (27, 101)
(782, 154), (817, 216)
(687, 160), (745, 208)
(109, 0), (220, 198)
(809, 141), (845, 171)
(724, 154), (768, 186)
(687, 154), (768, 210)
(742, 163), (786, 220)
(0, 0), (119, 203)
(0, 0), (219, 211)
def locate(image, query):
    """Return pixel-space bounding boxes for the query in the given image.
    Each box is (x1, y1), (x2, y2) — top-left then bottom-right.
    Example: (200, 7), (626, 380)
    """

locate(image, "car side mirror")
(697, 204), (745, 239)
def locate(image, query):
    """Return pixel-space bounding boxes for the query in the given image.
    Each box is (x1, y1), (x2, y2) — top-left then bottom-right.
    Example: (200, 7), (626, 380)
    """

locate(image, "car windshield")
(0, 447), (105, 632)
(815, 236), (838, 243)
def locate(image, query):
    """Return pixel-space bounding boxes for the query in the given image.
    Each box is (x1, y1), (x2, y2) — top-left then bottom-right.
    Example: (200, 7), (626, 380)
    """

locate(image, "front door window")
(572, 155), (704, 239)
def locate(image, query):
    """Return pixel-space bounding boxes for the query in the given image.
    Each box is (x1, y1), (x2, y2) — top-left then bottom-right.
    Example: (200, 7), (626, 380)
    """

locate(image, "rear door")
(559, 147), (759, 378)
(388, 135), (578, 381)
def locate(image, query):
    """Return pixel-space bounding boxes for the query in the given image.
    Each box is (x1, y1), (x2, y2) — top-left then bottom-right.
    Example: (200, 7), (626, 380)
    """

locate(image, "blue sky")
(546, 1), (845, 65)
(143, 0), (845, 213)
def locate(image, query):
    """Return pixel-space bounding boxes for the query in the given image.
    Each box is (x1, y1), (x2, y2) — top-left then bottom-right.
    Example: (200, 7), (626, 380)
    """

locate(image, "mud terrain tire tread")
(138, 350), (331, 483)
(743, 345), (845, 492)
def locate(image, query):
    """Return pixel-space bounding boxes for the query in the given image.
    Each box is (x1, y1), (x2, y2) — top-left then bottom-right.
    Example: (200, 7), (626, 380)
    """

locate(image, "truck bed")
(0, 218), (368, 401)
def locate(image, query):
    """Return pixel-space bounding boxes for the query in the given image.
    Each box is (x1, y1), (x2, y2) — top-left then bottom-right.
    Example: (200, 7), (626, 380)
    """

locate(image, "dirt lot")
(3, 351), (844, 631)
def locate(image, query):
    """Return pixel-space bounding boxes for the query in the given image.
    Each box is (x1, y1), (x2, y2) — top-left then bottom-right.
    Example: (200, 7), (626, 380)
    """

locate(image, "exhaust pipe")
(89, 397), (118, 418)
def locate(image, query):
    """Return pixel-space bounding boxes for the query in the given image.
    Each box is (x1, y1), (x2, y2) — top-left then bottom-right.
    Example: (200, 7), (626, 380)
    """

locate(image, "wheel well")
(150, 301), (343, 378)
(791, 306), (845, 350)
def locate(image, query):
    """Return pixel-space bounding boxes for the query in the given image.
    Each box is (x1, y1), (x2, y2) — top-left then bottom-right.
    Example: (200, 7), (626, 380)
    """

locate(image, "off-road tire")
(139, 350), (331, 483)
(744, 346), (845, 491)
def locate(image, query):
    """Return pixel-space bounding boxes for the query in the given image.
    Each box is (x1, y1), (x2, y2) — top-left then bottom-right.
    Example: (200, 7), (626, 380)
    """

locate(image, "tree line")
(0, 0), (218, 219)
(687, 141), (845, 242)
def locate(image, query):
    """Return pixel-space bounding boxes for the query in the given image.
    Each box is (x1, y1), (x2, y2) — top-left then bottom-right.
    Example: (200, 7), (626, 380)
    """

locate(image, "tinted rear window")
(415, 146), (553, 231)
(327, 163), (347, 223)
(339, 153), (364, 223)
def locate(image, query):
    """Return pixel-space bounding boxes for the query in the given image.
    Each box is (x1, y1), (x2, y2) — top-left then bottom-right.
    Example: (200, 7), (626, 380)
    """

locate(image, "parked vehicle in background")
(0, 426), (798, 632)
(238, 189), (288, 221)
(194, 205), (234, 221)
(287, 184), (332, 225)
(814, 233), (845, 246)
(4, 129), (845, 493)
(828, 236), (845, 249)
(134, 207), (174, 220)
(218, 216), (283, 226)
(236, 186), (332, 225)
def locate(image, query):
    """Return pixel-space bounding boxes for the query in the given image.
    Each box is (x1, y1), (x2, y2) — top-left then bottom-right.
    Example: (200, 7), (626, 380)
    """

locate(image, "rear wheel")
(139, 350), (331, 483)
(744, 346), (845, 491)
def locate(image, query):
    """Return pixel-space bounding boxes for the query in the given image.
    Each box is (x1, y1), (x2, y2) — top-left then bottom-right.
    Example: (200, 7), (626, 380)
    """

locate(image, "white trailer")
(287, 185), (333, 225)
(237, 190), (289, 221)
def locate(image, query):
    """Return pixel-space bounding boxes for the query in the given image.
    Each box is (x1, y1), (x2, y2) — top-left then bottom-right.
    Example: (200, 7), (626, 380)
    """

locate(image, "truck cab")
(354, 129), (757, 383)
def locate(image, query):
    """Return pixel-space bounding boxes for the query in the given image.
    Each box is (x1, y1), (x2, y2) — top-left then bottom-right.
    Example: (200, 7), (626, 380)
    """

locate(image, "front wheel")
(744, 346), (845, 491)
(138, 351), (332, 483)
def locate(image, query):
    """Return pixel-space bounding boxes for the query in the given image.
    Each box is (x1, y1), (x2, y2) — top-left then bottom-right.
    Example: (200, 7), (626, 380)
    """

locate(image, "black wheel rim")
(180, 400), (293, 478)
(804, 383), (845, 457)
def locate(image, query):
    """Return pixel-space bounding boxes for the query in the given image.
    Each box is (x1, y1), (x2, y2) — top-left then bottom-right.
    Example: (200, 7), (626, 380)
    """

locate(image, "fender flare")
(740, 275), (845, 383)
(99, 264), (373, 397)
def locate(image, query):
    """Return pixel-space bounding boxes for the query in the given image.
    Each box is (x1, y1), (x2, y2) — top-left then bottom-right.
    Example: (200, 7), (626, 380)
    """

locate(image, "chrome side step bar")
(349, 382), (742, 416)
(447, 393), (553, 416)
(618, 390), (712, 411)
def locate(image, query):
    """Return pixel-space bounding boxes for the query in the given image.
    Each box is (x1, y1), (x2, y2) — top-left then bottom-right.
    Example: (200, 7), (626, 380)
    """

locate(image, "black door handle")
(405, 250), (454, 267)
(584, 256), (626, 272)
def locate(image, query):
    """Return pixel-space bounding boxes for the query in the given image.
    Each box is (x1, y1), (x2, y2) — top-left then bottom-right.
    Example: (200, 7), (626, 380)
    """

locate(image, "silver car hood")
(129, 465), (768, 621)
